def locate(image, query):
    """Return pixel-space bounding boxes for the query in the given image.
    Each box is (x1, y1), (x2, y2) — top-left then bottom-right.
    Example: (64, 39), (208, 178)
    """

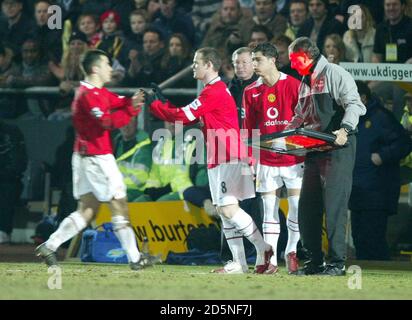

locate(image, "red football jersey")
(243, 73), (304, 166)
(72, 81), (140, 155)
(150, 77), (248, 168)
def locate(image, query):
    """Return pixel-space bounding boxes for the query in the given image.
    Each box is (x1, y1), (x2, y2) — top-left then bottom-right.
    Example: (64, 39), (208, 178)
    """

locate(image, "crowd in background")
(0, 0), (411, 120)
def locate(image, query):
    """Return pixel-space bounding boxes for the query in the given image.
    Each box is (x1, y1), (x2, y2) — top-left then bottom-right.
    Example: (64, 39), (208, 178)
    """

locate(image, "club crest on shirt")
(365, 120), (372, 129)
(268, 94), (276, 103)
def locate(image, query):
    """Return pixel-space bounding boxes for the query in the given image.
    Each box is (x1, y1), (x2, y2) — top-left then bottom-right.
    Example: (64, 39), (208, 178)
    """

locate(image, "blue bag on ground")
(165, 249), (221, 265)
(79, 223), (128, 264)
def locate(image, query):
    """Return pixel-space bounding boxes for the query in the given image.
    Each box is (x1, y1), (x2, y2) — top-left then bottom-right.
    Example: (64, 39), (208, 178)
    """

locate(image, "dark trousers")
(351, 210), (390, 260)
(0, 182), (21, 234)
(299, 136), (356, 267)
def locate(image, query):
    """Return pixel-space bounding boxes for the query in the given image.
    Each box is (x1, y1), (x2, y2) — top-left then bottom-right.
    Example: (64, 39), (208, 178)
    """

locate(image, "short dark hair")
(273, 35), (293, 48)
(196, 47), (222, 72)
(80, 49), (110, 75)
(252, 42), (279, 60)
(144, 27), (164, 42)
(250, 25), (273, 42)
(289, 0), (308, 11)
(289, 36), (320, 60)
(356, 81), (371, 101)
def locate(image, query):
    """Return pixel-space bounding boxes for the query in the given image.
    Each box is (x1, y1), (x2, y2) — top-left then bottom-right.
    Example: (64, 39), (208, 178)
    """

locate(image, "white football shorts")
(208, 162), (255, 206)
(256, 163), (304, 192)
(72, 153), (127, 202)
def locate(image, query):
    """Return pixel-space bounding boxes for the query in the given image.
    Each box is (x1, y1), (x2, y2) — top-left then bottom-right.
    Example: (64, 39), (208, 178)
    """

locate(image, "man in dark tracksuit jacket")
(287, 37), (366, 275)
(349, 82), (412, 261)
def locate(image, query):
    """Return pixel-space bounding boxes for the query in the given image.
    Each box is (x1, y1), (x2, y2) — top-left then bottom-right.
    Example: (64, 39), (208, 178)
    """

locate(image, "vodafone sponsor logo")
(264, 119), (289, 126)
(265, 107), (289, 126)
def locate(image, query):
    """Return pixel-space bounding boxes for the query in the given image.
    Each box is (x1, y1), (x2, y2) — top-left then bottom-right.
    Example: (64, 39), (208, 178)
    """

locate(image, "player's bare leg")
(109, 197), (147, 270)
(284, 188), (300, 274)
(219, 204), (272, 274)
(261, 189), (282, 274)
(35, 193), (99, 266)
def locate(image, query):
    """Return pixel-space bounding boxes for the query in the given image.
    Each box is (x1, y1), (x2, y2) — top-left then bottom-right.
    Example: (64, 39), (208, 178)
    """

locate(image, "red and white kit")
(150, 77), (254, 206)
(71, 81), (140, 201)
(243, 73), (304, 191)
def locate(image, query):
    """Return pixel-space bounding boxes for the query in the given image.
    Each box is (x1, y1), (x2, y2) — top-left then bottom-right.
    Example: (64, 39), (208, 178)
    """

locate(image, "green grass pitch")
(0, 262), (411, 300)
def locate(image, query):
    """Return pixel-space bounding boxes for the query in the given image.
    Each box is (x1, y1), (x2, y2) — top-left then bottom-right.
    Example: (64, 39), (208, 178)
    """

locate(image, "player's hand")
(132, 89), (146, 109)
(371, 153), (383, 166)
(150, 83), (167, 103)
(332, 128), (348, 146)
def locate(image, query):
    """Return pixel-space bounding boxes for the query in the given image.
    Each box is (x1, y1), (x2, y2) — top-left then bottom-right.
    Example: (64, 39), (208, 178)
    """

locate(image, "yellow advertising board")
(96, 201), (217, 261)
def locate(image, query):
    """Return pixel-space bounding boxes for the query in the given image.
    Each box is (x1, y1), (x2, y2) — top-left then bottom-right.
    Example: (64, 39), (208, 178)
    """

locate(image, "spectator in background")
(343, 4), (376, 63)
(124, 27), (166, 87)
(253, 0), (288, 39)
(114, 116), (153, 202)
(48, 31), (88, 100)
(191, 0), (222, 45)
(54, 0), (82, 25)
(152, 0), (196, 46)
(0, 119), (27, 244)
(146, 0), (161, 21)
(31, 0), (63, 63)
(0, 43), (21, 119)
(76, 13), (101, 48)
(160, 33), (195, 88)
(248, 25), (274, 48)
(6, 38), (56, 118)
(297, 0), (346, 51)
(285, 0), (308, 41)
(118, 10), (148, 68)
(371, 0), (412, 119)
(323, 33), (346, 64)
(0, 0), (36, 56)
(349, 81), (412, 260)
(372, 0), (412, 64)
(202, 0), (254, 64)
(340, 0), (384, 27)
(96, 10), (124, 60)
(272, 34), (301, 80)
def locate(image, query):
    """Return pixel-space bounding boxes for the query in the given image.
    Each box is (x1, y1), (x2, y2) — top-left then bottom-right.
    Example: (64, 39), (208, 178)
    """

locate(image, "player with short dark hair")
(243, 42), (305, 274)
(35, 49), (147, 271)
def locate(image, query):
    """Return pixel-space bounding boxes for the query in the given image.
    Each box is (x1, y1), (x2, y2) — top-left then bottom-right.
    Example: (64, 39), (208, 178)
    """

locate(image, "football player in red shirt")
(35, 50), (147, 270)
(136, 47), (273, 274)
(243, 43), (305, 274)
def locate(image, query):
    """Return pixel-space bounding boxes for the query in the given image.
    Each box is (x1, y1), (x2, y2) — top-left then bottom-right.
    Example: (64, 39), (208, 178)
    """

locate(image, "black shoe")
(319, 264), (346, 276)
(129, 254), (153, 271)
(35, 243), (58, 267)
(292, 262), (325, 276)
